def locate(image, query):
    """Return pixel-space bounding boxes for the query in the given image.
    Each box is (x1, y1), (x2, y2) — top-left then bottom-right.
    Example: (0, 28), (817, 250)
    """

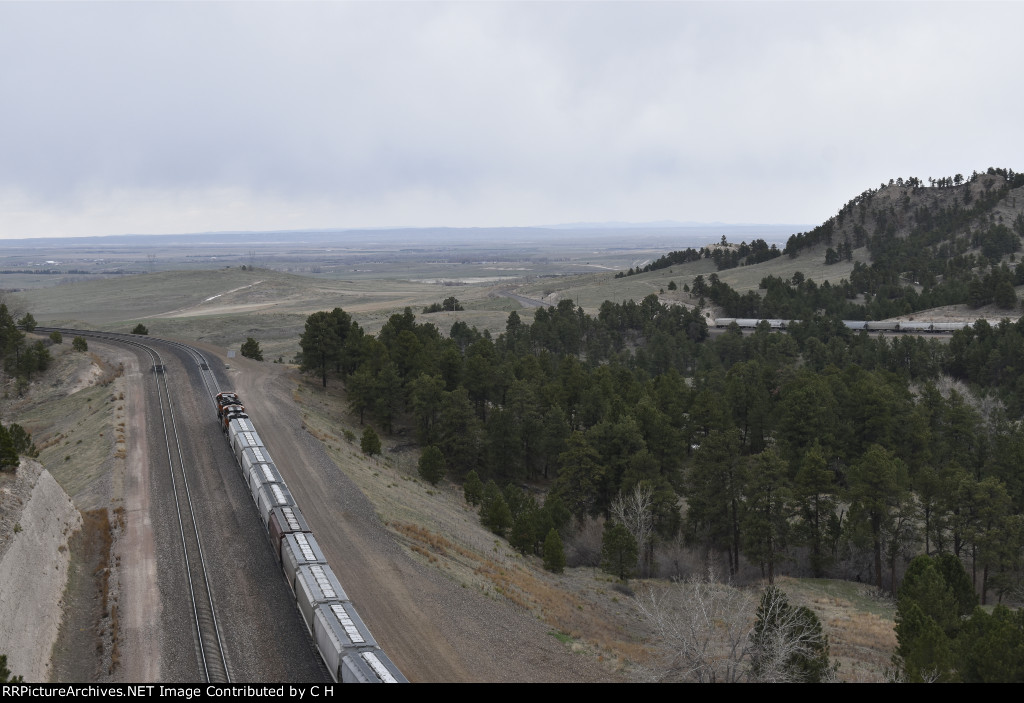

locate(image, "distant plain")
(2, 224), (808, 360)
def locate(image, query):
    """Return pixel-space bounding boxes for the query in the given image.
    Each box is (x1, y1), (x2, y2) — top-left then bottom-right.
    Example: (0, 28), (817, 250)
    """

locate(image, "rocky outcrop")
(0, 460), (81, 683)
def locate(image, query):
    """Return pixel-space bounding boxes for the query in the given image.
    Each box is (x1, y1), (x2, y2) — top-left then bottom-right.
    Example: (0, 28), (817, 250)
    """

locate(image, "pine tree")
(934, 552), (977, 617)
(552, 432), (604, 520)
(741, 448), (791, 584)
(847, 444), (910, 590)
(479, 481), (512, 537)
(898, 555), (959, 636)
(299, 311), (340, 387)
(792, 441), (837, 576)
(463, 470), (483, 506)
(0, 654), (23, 683)
(685, 428), (746, 575)
(240, 337), (263, 361)
(509, 510), (538, 555)
(600, 521), (638, 581)
(418, 446), (445, 485)
(0, 425), (19, 473)
(543, 528), (566, 573)
(957, 605), (1024, 682)
(893, 601), (958, 682)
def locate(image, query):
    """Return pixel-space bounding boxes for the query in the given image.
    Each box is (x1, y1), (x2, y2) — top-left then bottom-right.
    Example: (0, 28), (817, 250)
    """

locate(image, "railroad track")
(159, 336), (335, 682)
(39, 328), (231, 683)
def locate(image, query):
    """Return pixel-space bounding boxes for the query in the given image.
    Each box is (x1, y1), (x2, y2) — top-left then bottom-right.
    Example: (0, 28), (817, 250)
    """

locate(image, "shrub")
(240, 337), (263, 361)
(360, 427), (381, 456)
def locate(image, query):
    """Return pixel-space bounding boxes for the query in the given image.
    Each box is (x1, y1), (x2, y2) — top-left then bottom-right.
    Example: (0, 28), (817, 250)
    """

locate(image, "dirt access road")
(171, 342), (617, 683)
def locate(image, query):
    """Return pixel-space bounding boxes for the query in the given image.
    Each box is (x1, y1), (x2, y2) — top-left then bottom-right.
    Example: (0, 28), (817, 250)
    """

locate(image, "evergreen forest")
(295, 168), (1024, 681)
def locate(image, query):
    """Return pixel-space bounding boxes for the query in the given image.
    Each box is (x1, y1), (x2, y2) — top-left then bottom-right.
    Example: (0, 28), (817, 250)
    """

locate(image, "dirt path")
(228, 360), (472, 681)
(213, 350), (619, 682)
(145, 282), (264, 318)
(116, 347), (161, 681)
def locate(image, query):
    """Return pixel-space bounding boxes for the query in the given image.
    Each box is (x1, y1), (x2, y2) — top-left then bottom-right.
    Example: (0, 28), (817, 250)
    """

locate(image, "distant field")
(11, 227), (1011, 357)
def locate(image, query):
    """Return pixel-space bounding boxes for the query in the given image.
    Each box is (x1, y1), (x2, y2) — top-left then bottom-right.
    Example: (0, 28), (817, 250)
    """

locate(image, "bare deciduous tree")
(611, 483), (655, 576)
(636, 574), (836, 683)
(749, 586), (837, 683)
(635, 570), (756, 682)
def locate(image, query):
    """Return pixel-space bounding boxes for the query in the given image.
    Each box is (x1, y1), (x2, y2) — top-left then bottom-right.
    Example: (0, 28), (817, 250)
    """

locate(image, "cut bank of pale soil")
(2, 341), (161, 683)
(0, 460), (81, 683)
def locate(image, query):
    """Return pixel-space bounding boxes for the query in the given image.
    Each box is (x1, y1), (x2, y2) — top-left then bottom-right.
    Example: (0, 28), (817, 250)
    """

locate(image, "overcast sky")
(1, 1), (1021, 239)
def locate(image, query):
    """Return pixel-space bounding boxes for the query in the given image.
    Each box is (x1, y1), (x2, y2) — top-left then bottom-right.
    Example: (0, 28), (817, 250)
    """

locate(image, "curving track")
(40, 328), (623, 682)
(41, 329), (231, 682)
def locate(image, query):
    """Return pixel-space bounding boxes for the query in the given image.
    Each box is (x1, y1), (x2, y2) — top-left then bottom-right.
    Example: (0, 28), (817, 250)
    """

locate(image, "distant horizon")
(0, 220), (817, 246)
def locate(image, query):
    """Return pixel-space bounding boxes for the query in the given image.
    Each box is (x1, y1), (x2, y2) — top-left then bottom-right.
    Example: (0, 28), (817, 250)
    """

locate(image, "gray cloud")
(1, 1), (1022, 237)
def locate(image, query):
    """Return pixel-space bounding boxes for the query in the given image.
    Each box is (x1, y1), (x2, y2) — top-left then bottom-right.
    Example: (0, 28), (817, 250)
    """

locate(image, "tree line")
(615, 237), (781, 277)
(0, 304), (51, 396)
(690, 261), (1021, 323)
(297, 298), (1024, 604)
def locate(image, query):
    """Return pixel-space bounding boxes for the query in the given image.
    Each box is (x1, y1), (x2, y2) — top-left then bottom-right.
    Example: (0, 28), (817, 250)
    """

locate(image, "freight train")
(712, 318), (975, 333)
(215, 392), (408, 684)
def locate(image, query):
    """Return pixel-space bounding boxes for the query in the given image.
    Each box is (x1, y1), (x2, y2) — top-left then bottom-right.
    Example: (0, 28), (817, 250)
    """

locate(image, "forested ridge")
(625, 167), (1024, 320)
(295, 169), (1024, 681)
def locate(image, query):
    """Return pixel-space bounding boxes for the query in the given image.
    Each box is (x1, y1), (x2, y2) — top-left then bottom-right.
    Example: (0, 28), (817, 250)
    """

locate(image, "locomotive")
(214, 391), (407, 684)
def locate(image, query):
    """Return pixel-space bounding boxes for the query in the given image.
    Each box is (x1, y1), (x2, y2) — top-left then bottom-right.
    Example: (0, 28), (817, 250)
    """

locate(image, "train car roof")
(228, 417), (258, 434)
(296, 563), (350, 604)
(283, 531), (328, 565)
(248, 462), (284, 486)
(240, 445), (274, 467)
(269, 504), (310, 534)
(315, 601), (379, 651)
(341, 649), (408, 684)
(257, 482), (295, 510)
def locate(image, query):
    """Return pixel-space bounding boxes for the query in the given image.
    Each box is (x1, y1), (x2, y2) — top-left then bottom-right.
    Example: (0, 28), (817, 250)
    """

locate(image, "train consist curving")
(215, 392), (408, 684)
(713, 318), (975, 333)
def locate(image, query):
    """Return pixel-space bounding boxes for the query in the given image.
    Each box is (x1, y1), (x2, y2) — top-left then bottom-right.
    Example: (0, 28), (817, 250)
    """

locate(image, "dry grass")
(290, 371), (909, 679)
(772, 577), (897, 682)
(288, 376), (651, 673)
(290, 372), (903, 681)
(390, 519), (650, 668)
(82, 509), (112, 615)
(78, 507), (121, 674)
(6, 343), (127, 511)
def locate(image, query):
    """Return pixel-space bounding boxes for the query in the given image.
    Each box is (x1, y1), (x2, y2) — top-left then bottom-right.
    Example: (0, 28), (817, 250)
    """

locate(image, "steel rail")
(44, 328), (333, 682)
(39, 328), (231, 683)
